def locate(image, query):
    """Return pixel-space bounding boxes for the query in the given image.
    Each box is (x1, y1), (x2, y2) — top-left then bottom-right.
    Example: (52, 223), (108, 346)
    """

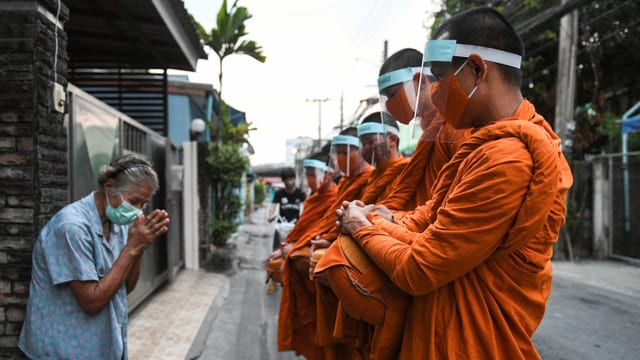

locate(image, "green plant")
(192, 0), (264, 247)
(194, 0), (266, 96)
(254, 181), (266, 205)
(210, 219), (238, 247)
(205, 100), (252, 247)
(207, 137), (249, 247)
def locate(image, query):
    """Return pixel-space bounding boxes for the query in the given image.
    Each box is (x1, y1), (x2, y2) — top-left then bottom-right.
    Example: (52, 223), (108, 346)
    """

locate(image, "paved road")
(189, 208), (640, 360)
(534, 273), (640, 360)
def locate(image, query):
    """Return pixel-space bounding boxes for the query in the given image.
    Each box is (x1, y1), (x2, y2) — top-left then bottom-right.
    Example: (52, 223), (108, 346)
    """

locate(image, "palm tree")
(195, 0), (266, 97)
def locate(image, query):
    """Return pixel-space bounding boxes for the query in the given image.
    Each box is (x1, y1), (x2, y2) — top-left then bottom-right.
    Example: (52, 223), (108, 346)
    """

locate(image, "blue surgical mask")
(105, 194), (143, 225)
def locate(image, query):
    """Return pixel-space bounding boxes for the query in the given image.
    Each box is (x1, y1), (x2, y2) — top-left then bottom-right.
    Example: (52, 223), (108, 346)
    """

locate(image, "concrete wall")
(0, 1), (69, 357)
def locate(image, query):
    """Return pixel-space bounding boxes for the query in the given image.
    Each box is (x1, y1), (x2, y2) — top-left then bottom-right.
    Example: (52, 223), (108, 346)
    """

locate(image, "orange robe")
(351, 100), (573, 359)
(314, 156), (410, 252)
(265, 179), (338, 284)
(381, 113), (466, 210)
(284, 180), (338, 246)
(277, 163), (373, 359)
(311, 157), (409, 357)
(314, 120), (469, 359)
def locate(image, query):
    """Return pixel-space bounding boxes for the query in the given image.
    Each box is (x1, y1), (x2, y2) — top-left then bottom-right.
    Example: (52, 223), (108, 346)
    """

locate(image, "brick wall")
(0, 1), (69, 357)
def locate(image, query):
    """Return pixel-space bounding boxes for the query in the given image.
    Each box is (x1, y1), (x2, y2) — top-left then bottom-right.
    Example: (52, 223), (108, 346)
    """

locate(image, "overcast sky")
(180, 0), (439, 165)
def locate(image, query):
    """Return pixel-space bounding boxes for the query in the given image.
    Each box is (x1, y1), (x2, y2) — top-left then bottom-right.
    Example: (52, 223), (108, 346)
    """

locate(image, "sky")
(179, 0), (440, 165)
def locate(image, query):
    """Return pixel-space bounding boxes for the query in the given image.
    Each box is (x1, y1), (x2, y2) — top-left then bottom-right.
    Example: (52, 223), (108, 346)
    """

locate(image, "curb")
(185, 277), (231, 360)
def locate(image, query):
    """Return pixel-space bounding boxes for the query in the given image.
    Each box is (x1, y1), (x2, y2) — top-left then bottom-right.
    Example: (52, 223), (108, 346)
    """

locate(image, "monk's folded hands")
(371, 204), (393, 222)
(337, 200), (374, 235)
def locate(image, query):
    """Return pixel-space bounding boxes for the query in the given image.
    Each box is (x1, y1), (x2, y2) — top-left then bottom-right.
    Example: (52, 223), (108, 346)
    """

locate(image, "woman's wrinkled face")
(105, 180), (153, 210)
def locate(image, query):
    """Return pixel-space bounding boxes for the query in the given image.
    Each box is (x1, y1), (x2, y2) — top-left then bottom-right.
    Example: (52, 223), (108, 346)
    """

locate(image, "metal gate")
(66, 84), (184, 311)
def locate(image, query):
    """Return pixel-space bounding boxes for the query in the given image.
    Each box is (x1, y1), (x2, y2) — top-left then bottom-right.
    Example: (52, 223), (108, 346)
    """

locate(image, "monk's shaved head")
(434, 7), (524, 87)
(339, 126), (358, 137)
(361, 111), (399, 132)
(379, 48), (422, 76)
(308, 152), (331, 166)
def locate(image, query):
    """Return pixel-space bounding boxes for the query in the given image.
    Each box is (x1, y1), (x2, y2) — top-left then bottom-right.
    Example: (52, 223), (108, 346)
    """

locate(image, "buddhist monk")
(277, 127), (373, 359)
(265, 152), (337, 291)
(310, 112), (410, 357)
(336, 7), (573, 359)
(313, 49), (470, 359)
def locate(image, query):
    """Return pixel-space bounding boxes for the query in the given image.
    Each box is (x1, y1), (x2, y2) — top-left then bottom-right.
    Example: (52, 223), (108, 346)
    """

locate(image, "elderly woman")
(19, 154), (170, 359)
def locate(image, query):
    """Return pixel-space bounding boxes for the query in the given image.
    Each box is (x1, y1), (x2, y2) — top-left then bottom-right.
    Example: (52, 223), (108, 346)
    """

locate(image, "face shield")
(358, 121), (397, 167)
(425, 39), (522, 129)
(330, 135), (361, 177)
(378, 66), (440, 142)
(303, 159), (329, 193)
(378, 67), (421, 125)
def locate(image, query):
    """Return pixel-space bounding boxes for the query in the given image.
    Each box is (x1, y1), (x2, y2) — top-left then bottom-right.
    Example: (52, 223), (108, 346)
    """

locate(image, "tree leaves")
(193, 0), (266, 96)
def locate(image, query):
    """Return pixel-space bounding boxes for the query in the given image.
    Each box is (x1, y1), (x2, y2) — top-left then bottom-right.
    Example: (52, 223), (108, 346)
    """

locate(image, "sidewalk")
(127, 206), (278, 360)
(127, 269), (225, 359)
(551, 259), (640, 299)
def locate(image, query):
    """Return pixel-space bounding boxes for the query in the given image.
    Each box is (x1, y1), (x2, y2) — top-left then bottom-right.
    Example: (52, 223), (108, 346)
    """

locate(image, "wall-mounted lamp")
(190, 118), (206, 141)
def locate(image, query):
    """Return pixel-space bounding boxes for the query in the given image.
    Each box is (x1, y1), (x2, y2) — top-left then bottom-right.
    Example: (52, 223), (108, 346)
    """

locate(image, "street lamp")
(190, 118), (206, 141)
(306, 98), (330, 143)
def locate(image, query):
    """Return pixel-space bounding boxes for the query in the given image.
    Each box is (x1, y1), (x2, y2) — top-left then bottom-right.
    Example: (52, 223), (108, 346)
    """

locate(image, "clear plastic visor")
(378, 67), (421, 126)
(378, 66), (444, 144)
(358, 122), (397, 167)
(415, 38), (526, 141)
(303, 159), (328, 192)
(330, 135), (360, 177)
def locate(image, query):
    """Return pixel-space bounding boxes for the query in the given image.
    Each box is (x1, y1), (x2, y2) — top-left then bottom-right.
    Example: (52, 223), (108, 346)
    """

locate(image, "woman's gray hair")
(97, 154), (159, 194)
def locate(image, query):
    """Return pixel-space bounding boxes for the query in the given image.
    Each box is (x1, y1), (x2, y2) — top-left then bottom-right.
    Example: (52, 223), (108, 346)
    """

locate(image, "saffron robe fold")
(291, 163), (374, 255)
(277, 163), (373, 358)
(314, 156), (410, 251)
(284, 180), (338, 245)
(352, 100), (573, 359)
(381, 114), (467, 211)
(314, 156), (410, 274)
(311, 157), (409, 357)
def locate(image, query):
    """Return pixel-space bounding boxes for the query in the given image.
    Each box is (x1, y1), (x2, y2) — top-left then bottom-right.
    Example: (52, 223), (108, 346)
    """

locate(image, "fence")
(574, 152), (640, 262)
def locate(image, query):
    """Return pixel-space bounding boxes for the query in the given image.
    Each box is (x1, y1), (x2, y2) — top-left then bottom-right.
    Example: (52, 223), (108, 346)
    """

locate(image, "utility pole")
(340, 91), (344, 131)
(553, 0), (578, 261)
(383, 40), (388, 62)
(554, 0), (578, 162)
(306, 98), (330, 144)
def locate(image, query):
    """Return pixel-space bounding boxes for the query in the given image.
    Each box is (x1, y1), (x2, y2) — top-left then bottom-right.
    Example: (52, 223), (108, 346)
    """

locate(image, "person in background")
(268, 167), (306, 250)
(19, 154), (170, 360)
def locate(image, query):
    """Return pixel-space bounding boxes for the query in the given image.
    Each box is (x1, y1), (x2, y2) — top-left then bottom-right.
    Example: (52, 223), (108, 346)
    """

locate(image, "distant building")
(285, 137), (315, 166)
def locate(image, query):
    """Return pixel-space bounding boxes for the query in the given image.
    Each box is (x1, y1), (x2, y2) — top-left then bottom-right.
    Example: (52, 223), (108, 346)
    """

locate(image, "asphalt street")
(534, 272), (640, 359)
